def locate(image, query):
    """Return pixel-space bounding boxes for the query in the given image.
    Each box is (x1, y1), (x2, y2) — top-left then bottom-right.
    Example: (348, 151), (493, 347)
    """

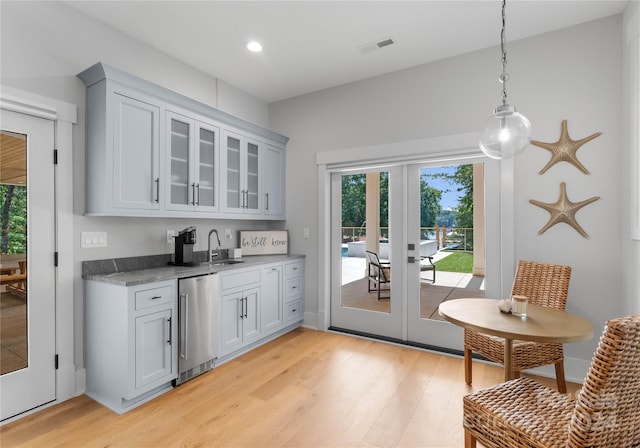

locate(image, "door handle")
(239, 297), (244, 320)
(167, 317), (172, 345)
(265, 192), (269, 210)
(155, 178), (160, 203)
(179, 293), (188, 359)
(191, 183), (196, 205)
(244, 297), (248, 319)
(196, 183), (200, 206)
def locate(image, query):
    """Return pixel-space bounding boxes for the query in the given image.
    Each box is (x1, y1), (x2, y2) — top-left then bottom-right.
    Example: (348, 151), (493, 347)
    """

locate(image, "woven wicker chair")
(464, 260), (572, 392)
(463, 314), (640, 448)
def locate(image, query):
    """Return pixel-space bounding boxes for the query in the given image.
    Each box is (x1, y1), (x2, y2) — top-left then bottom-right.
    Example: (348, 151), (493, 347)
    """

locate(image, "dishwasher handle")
(179, 293), (188, 359)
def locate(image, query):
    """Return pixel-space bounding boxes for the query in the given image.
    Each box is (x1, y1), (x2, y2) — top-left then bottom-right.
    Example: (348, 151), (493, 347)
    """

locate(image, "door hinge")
(54, 251), (59, 267)
(53, 149), (58, 165)
(55, 354), (59, 370)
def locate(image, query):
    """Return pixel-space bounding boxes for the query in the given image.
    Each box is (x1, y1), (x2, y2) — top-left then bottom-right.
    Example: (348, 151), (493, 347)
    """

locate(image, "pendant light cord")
(500, 0), (508, 106)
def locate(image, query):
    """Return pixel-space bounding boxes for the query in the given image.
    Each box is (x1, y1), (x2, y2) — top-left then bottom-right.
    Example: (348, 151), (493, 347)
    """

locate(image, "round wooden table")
(438, 298), (594, 381)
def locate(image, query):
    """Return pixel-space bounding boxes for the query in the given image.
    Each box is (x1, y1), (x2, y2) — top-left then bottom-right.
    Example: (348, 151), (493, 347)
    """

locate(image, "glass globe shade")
(479, 105), (532, 159)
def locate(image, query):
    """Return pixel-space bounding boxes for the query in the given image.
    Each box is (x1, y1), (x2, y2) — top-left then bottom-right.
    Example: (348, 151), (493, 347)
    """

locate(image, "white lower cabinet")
(219, 259), (304, 360)
(84, 279), (177, 414)
(219, 268), (262, 356)
(284, 260), (305, 324)
(261, 264), (283, 336)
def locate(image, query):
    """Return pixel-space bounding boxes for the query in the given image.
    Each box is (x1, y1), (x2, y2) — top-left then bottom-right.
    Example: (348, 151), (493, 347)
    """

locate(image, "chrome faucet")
(207, 229), (222, 263)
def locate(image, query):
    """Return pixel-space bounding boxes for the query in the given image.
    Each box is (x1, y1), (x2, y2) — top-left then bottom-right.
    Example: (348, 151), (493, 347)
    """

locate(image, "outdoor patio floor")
(340, 252), (486, 320)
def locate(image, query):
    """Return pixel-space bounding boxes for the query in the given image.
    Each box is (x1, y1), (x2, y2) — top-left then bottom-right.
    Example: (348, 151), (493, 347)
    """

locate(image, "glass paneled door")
(222, 130), (261, 215)
(166, 111), (219, 213)
(330, 167), (403, 339)
(1, 109), (56, 421)
(406, 162), (490, 349)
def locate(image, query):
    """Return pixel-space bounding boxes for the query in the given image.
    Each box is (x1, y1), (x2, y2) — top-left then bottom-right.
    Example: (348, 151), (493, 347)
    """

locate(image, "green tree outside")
(1, 184), (27, 254)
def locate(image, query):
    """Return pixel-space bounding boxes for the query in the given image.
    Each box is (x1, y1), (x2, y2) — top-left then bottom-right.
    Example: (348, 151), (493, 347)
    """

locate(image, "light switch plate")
(81, 231), (107, 248)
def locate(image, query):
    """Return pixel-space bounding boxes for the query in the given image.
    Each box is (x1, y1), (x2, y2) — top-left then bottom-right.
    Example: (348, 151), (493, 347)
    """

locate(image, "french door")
(330, 167), (404, 339)
(330, 158), (499, 351)
(0, 109), (56, 421)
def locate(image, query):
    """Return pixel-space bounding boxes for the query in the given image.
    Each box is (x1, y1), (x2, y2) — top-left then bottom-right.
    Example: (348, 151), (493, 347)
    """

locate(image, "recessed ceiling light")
(246, 41), (263, 53)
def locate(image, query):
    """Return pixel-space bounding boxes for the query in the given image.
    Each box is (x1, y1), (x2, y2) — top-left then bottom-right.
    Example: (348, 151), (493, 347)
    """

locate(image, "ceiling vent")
(359, 37), (395, 54)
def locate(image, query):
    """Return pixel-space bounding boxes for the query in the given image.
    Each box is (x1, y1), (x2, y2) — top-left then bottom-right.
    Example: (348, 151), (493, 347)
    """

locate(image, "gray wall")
(270, 14), (637, 363)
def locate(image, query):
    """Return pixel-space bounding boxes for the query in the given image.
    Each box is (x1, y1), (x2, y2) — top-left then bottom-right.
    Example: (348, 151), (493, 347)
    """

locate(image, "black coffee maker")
(174, 226), (197, 266)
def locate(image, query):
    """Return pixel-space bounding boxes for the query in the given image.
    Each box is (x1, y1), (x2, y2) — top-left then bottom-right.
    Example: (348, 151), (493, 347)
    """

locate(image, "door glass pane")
(340, 171), (391, 313)
(246, 142), (259, 210)
(0, 130), (28, 374)
(170, 119), (190, 205)
(198, 128), (215, 207)
(418, 164), (484, 320)
(226, 136), (241, 208)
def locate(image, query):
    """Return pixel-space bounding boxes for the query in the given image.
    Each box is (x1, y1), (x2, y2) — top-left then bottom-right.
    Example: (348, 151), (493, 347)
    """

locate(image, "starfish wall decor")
(530, 120), (601, 174)
(529, 182), (599, 238)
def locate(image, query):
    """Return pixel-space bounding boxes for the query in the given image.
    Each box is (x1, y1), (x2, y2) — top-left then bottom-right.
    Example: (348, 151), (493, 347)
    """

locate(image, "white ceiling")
(66, 1), (628, 103)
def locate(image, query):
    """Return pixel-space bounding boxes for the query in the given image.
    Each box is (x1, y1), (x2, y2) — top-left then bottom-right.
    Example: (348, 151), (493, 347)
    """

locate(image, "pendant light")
(479, 0), (531, 160)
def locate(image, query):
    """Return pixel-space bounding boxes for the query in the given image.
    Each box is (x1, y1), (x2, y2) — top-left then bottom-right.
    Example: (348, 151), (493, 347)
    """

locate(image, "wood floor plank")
(0, 328), (582, 448)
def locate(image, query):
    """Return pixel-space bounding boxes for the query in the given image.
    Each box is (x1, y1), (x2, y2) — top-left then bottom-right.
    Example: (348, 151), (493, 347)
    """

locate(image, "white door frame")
(316, 132), (515, 339)
(0, 86), (78, 422)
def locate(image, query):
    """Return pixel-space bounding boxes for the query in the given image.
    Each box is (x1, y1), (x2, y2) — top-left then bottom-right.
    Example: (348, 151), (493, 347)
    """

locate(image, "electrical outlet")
(81, 231), (107, 248)
(225, 229), (233, 240)
(166, 229), (176, 243)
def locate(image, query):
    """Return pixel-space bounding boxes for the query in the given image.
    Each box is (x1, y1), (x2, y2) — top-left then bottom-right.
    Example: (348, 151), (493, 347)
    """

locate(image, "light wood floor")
(0, 328), (581, 447)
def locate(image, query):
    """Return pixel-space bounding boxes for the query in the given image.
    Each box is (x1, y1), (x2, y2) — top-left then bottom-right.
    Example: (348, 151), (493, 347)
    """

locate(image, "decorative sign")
(239, 230), (289, 255)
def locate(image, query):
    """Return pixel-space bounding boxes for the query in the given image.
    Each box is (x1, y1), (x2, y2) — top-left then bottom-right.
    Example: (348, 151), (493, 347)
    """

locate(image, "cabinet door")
(242, 287), (261, 342)
(244, 140), (261, 214)
(220, 291), (243, 354)
(166, 112), (193, 211)
(194, 123), (219, 212)
(261, 266), (283, 335)
(263, 143), (285, 217)
(223, 133), (242, 211)
(135, 309), (173, 390)
(222, 131), (262, 215)
(113, 93), (160, 210)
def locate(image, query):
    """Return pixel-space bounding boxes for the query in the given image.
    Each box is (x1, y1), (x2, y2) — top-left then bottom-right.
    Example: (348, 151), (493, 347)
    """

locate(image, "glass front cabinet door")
(165, 111), (219, 214)
(222, 130), (262, 215)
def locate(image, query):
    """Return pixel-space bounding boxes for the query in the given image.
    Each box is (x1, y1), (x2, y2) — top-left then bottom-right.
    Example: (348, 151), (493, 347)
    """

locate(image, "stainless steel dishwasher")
(175, 273), (219, 385)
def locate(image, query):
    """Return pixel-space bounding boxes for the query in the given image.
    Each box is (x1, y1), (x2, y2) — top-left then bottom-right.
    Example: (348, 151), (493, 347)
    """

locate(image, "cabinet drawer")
(285, 300), (303, 322)
(285, 277), (302, 300)
(134, 285), (172, 311)
(285, 261), (304, 278)
(221, 269), (261, 290)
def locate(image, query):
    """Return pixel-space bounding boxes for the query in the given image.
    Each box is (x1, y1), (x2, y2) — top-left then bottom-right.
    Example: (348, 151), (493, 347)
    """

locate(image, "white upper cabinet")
(165, 110), (220, 214)
(83, 83), (161, 215)
(263, 143), (285, 218)
(113, 93), (161, 211)
(221, 130), (262, 216)
(78, 62), (288, 220)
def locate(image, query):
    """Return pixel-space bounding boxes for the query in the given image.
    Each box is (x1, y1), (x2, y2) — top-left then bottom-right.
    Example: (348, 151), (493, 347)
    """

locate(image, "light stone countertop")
(83, 254), (305, 287)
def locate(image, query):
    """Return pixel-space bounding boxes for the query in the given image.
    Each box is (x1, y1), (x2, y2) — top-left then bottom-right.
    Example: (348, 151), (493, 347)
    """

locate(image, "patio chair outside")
(464, 260), (572, 392)
(463, 314), (640, 448)
(365, 250), (390, 300)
